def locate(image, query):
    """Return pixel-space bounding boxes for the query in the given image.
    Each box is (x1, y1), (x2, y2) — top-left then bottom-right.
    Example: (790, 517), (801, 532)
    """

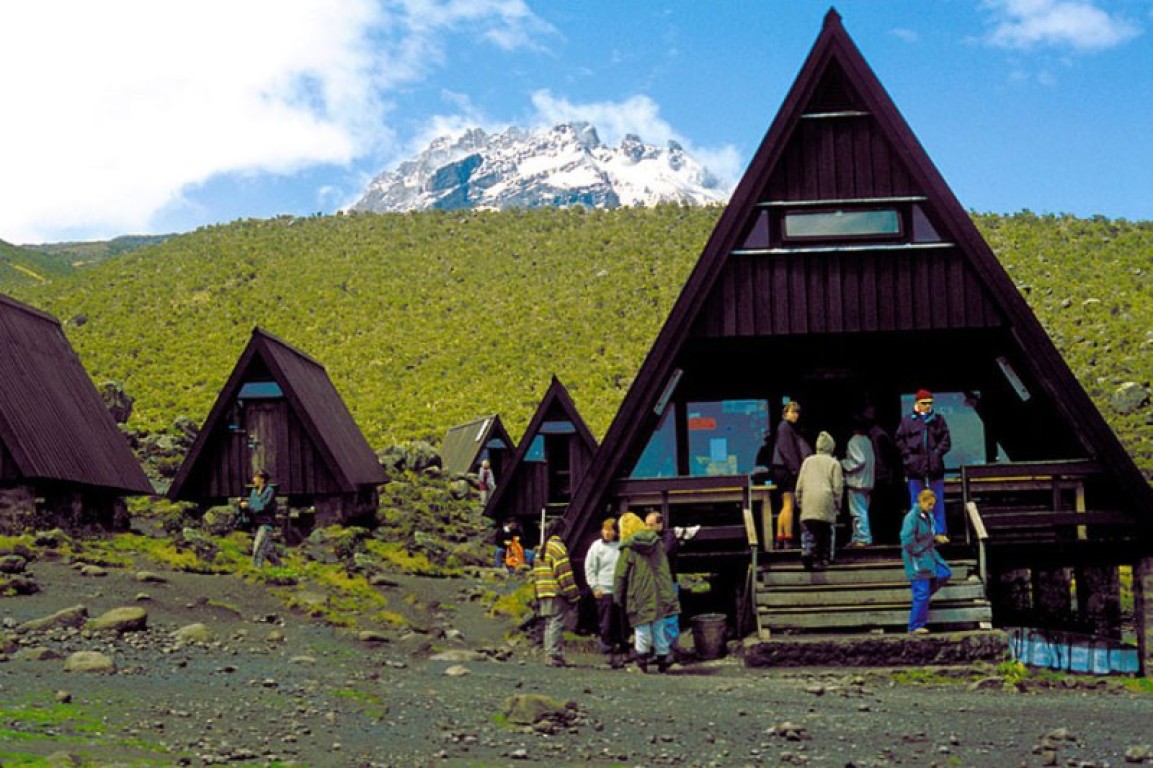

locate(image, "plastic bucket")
(691, 613), (728, 660)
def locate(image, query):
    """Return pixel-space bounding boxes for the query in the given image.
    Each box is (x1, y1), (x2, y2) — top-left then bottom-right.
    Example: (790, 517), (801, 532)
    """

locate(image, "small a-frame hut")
(562, 9), (1153, 670)
(168, 328), (385, 525)
(440, 414), (513, 480)
(484, 376), (599, 546)
(0, 294), (152, 530)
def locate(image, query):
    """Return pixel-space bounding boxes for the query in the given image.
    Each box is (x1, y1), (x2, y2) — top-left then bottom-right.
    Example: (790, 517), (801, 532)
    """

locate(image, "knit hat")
(618, 512), (646, 542)
(915, 389), (933, 402)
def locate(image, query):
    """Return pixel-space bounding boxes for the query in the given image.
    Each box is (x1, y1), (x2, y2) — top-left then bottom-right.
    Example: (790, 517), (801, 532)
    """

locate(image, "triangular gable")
(0, 293), (152, 494)
(168, 327), (385, 499)
(440, 414), (513, 475)
(484, 376), (598, 520)
(563, 9), (1153, 549)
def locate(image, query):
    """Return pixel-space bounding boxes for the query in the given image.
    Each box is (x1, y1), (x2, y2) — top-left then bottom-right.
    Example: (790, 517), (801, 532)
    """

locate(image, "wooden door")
(245, 401), (287, 483)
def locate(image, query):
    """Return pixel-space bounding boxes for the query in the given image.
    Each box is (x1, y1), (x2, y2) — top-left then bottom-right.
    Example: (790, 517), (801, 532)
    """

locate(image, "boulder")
(64, 651), (116, 674)
(0, 554), (27, 573)
(135, 571), (168, 583)
(1111, 382), (1149, 415)
(87, 606), (148, 633)
(18, 605), (88, 633)
(15, 647), (62, 662)
(501, 693), (572, 725)
(172, 623), (213, 644)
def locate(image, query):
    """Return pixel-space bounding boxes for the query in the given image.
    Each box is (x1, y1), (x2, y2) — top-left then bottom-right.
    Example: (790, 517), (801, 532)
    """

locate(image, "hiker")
(584, 517), (627, 668)
(769, 401), (812, 549)
(645, 511), (683, 657)
(240, 469), (281, 568)
(895, 389), (952, 543)
(841, 415), (877, 547)
(900, 489), (953, 634)
(477, 459), (496, 506)
(795, 431), (843, 571)
(864, 405), (902, 543)
(532, 517), (580, 667)
(613, 512), (679, 673)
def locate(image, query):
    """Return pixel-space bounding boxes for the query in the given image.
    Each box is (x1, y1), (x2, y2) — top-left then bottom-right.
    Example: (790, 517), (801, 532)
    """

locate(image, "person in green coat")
(613, 512), (680, 673)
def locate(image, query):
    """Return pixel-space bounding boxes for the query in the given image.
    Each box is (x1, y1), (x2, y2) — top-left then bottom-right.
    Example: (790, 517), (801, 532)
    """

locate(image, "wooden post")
(1075, 565), (1121, 640)
(990, 568), (1032, 624)
(1033, 567), (1072, 628)
(1135, 556), (1153, 677)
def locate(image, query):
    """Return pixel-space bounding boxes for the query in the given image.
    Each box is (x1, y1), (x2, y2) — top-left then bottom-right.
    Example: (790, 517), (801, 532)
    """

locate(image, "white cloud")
(0, 0), (552, 243)
(983, 0), (1141, 51)
(528, 90), (742, 188)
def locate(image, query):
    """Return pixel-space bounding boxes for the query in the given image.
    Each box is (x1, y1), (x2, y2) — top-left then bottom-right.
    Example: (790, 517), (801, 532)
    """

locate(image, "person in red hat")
(894, 389), (952, 543)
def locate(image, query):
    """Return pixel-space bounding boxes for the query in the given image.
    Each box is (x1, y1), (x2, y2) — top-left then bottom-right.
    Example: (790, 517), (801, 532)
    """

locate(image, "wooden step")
(757, 580), (987, 609)
(758, 603), (994, 633)
(761, 561), (979, 587)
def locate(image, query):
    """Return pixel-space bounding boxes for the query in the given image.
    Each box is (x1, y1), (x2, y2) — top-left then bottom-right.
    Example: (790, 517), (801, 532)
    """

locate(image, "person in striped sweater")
(532, 517), (580, 667)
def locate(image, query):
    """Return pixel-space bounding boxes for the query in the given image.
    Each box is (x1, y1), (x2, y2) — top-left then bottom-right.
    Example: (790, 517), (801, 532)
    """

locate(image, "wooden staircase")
(756, 545), (994, 635)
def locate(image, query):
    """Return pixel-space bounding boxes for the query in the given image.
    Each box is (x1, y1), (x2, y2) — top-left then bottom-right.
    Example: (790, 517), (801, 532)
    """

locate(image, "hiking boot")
(547, 655), (568, 667)
(656, 654), (671, 673)
(636, 652), (653, 674)
(910, 627), (930, 635)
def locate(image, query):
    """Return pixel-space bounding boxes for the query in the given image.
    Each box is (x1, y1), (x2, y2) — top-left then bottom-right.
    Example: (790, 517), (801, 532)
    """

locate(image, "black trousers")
(595, 594), (627, 653)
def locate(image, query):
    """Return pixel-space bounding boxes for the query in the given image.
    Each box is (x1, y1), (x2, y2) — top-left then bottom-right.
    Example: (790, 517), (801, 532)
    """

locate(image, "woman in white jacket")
(584, 518), (626, 668)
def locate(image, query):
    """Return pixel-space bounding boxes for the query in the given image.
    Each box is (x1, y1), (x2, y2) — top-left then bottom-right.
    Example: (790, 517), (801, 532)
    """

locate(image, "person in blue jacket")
(895, 389), (952, 543)
(240, 469), (281, 567)
(900, 489), (952, 634)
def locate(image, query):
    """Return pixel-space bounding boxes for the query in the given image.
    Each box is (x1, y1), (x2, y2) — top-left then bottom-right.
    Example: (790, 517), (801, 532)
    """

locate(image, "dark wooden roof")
(0, 293), (152, 494)
(168, 327), (385, 498)
(563, 9), (1153, 550)
(483, 375), (599, 519)
(440, 414), (513, 475)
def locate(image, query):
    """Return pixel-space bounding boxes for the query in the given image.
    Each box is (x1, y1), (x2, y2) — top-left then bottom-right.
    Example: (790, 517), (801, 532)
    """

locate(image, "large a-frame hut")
(562, 10), (1153, 670)
(484, 376), (598, 547)
(440, 414), (513, 480)
(168, 328), (385, 526)
(0, 294), (152, 530)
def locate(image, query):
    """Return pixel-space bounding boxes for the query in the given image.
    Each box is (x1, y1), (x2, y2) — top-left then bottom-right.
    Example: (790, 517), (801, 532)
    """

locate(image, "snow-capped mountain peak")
(350, 122), (729, 214)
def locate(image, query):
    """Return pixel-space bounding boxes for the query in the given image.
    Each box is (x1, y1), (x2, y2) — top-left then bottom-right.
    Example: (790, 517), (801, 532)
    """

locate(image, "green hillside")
(8, 207), (1153, 476)
(0, 238), (74, 289)
(28, 234), (172, 268)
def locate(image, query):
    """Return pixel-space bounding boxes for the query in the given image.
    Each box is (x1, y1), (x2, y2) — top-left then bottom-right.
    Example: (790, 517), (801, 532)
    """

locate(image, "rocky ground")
(2, 548), (1153, 767)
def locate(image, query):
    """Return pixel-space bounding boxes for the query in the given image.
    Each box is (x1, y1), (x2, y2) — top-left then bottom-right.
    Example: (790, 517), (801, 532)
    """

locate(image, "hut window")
(899, 391), (1007, 469)
(631, 409), (677, 478)
(783, 208), (901, 240)
(238, 381), (283, 399)
(526, 435), (546, 462)
(685, 399), (769, 477)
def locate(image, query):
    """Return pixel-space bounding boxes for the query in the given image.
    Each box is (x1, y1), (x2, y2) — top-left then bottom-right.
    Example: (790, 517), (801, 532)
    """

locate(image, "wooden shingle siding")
(0, 294), (152, 495)
(692, 248), (1002, 339)
(168, 328), (385, 504)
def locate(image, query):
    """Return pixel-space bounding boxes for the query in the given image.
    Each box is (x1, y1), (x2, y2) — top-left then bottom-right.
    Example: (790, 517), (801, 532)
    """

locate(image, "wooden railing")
(958, 460), (1140, 557)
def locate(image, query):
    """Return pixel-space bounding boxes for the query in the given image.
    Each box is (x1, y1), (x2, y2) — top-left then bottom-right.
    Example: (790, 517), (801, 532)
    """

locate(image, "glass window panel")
(525, 435), (545, 462)
(631, 410), (677, 478)
(784, 209), (900, 238)
(686, 399), (769, 476)
(898, 391), (1006, 470)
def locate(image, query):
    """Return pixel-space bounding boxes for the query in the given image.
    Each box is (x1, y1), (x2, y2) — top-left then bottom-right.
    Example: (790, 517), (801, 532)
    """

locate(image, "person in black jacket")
(894, 389), (952, 543)
(769, 401), (812, 549)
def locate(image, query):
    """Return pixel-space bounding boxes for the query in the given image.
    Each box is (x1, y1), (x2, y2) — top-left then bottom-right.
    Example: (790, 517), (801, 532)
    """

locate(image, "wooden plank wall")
(198, 410), (341, 500)
(695, 248), (1001, 338)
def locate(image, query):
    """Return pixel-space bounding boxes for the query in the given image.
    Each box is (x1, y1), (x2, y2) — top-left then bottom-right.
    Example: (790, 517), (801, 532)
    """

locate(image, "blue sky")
(1, 0), (1149, 244)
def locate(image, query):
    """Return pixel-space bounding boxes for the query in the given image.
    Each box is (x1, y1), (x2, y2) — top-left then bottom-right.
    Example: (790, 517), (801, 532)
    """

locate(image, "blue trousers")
(847, 488), (872, 544)
(908, 561), (953, 631)
(907, 477), (947, 535)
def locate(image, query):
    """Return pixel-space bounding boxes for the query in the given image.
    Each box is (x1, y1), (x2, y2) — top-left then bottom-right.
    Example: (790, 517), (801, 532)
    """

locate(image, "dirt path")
(3, 559), (1152, 767)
